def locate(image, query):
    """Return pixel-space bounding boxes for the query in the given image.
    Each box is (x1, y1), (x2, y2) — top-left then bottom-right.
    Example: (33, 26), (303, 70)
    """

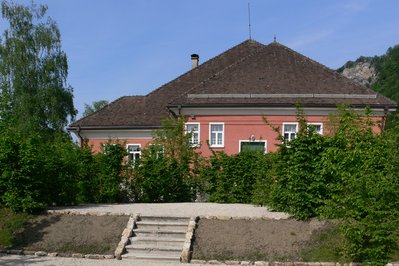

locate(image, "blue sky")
(2, 0), (399, 119)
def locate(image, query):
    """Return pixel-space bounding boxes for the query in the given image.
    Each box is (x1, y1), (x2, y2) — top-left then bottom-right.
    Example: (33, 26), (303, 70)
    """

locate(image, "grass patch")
(0, 208), (33, 249)
(300, 223), (345, 262)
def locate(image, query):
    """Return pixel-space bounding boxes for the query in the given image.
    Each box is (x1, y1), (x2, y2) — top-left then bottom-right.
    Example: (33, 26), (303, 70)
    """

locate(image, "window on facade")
(307, 123), (323, 135)
(240, 141), (266, 153)
(102, 143), (115, 154)
(283, 123), (298, 142)
(185, 123), (200, 146)
(149, 143), (164, 158)
(127, 144), (141, 165)
(210, 123), (224, 147)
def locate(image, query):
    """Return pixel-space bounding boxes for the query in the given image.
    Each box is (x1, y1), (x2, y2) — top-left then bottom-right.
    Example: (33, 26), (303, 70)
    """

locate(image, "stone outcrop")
(341, 61), (377, 87)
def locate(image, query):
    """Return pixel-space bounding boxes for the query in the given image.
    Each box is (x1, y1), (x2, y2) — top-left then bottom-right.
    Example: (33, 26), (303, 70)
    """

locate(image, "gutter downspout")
(168, 105), (182, 118)
(76, 126), (84, 148)
(178, 105), (182, 116)
(381, 106), (389, 132)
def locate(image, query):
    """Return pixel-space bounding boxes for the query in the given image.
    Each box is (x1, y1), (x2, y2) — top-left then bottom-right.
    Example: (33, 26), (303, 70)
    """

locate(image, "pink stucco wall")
(85, 114), (383, 156)
(87, 139), (152, 153)
(186, 115), (331, 156)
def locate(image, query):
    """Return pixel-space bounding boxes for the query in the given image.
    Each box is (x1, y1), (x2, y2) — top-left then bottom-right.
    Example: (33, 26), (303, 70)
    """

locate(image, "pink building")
(68, 40), (397, 158)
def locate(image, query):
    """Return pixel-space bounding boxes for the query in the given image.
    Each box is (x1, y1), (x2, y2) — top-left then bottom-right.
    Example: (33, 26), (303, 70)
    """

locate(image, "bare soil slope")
(13, 214), (128, 255)
(8, 211), (336, 261)
(192, 218), (334, 262)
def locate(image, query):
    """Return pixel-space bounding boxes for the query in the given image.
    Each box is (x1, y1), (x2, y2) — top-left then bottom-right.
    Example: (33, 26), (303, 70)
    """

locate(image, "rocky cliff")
(337, 44), (399, 105)
(340, 61), (377, 87)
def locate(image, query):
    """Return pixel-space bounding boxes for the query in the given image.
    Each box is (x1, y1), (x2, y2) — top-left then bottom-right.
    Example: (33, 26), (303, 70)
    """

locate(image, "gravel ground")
(0, 255), (205, 266)
(47, 202), (290, 219)
(1, 203), (290, 265)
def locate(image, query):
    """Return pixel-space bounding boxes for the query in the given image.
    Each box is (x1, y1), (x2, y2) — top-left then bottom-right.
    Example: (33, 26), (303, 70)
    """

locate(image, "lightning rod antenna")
(248, 2), (252, 40)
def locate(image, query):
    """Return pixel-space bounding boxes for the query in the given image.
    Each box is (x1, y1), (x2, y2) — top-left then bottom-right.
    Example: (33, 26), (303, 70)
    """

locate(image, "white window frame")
(209, 122), (224, 148)
(101, 143), (116, 154)
(185, 122), (200, 147)
(307, 123), (323, 135)
(282, 122), (298, 143)
(126, 144), (141, 165)
(239, 140), (267, 153)
(149, 143), (165, 158)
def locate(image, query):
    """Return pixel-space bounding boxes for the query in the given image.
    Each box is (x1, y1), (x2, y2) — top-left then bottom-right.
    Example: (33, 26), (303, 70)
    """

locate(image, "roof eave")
(67, 125), (161, 132)
(168, 102), (397, 109)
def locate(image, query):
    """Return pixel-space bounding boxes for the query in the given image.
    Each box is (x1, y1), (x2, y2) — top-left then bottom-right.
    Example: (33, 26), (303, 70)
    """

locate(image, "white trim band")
(187, 93), (377, 99)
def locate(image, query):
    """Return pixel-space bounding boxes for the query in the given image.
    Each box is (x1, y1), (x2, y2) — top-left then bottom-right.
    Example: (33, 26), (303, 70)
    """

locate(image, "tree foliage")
(319, 109), (399, 264)
(83, 100), (109, 117)
(268, 127), (327, 220)
(0, 129), (79, 212)
(0, 129), (129, 212)
(0, 1), (128, 212)
(202, 150), (270, 203)
(93, 142), (127, 203)
(0, 0), (76, 134)
(128, 117), (202, 202)
(252, 106), (399, 264)
(372, 45), (399, 104)
(201, 105), (399, 264)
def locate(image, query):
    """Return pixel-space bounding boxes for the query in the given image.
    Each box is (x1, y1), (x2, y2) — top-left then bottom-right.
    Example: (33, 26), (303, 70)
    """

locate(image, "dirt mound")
(13, 213), (129, 255)
(192, 218), (334, 262)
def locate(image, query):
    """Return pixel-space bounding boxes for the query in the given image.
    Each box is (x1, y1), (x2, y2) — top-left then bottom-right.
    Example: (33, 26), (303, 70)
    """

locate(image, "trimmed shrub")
(203, 150), (270, 203)
(268, 130), (328, 219)
(128, 118), (201, 203)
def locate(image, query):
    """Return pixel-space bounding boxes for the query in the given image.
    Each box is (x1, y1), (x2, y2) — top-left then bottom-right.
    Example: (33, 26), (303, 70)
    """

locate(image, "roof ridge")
(146, 39), (265, 98)
(167, 41), (269, 105)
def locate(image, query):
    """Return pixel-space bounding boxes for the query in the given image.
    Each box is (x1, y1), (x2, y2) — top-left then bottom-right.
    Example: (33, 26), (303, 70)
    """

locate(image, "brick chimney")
(191, 54), (199, 69)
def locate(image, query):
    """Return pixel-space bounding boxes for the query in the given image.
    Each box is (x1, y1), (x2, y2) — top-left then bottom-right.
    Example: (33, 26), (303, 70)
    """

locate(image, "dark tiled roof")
(170, 42), (396, 108)
(69, 40), (397, 129)
(70, 96), (150, 128)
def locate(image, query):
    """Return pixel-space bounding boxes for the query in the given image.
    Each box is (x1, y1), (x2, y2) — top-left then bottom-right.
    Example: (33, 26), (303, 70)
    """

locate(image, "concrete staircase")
(122, 216), (190, 262)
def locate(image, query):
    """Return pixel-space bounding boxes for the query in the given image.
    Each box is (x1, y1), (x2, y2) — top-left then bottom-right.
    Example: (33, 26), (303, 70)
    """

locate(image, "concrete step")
(129, 236), (185, 248)
(125, 246), (182, 257)
(122, 215), (191, 261)
(138, 216), (190, 223)
(133, 229), (186, 238)
(136, 221), (188, 231)
(126, 244), (183, 251)
(126, 251), (182, 258)
(121, 252), (180, 261)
